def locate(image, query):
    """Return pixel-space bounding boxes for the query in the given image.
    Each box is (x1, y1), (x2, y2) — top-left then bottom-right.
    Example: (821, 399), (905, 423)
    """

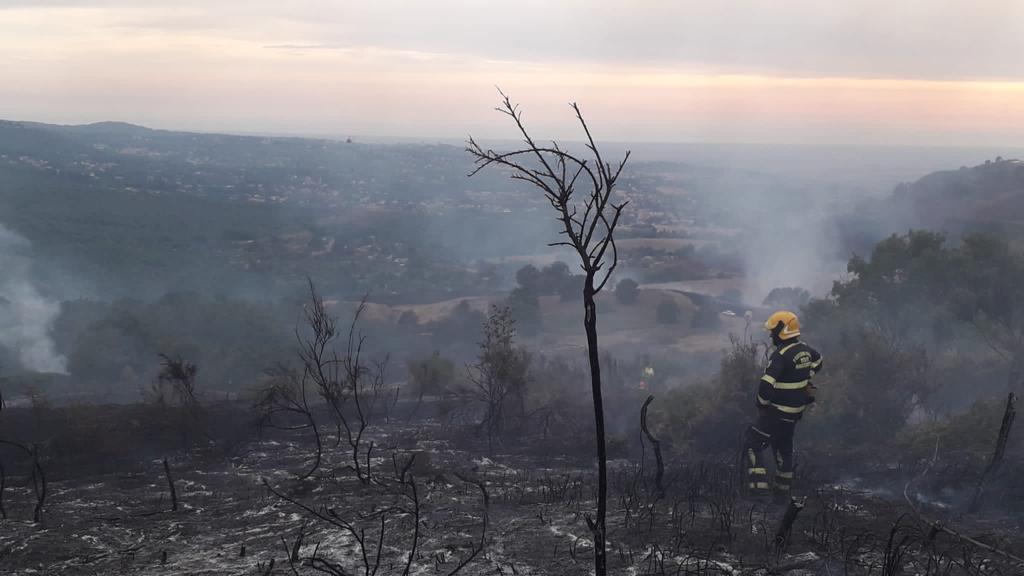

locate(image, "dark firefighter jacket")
(757, 340), (822, 420)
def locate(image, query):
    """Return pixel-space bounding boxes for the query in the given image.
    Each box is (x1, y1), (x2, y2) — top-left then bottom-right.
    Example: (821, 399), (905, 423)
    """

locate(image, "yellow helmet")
(764, 310), (800, 340)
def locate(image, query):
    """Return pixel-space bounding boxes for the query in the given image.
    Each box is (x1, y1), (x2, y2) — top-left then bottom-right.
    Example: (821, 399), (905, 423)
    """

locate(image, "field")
(352, 287), (734, 359)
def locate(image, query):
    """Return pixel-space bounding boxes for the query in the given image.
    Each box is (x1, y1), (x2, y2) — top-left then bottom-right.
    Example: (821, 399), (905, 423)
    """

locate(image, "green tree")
(541, 261), (571, 292)
(615, 278), (639, 305)
(762, 286), (810, 310)
(515, 264), (542, 291)
(507, 286), (542, 336)
(947, 234), (1024, 391)
(829, 230), (951, 342)
(464, 306), (531, 449)
(407, 351), (455, 413)
(801, 231), (954, 446)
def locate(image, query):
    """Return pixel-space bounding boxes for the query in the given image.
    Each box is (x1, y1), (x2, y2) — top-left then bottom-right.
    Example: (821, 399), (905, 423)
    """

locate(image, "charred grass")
(0, 402), (1022, 575)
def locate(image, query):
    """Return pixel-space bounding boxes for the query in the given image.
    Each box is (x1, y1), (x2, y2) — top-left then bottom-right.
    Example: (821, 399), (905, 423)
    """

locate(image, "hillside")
(0, 120), (543, 301)
(892, 157), (1024, 236)
(0, 119), (769, 304)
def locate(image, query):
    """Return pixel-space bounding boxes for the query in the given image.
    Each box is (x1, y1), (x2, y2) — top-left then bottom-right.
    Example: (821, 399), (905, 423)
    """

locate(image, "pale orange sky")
(2, 0), (1023, 146)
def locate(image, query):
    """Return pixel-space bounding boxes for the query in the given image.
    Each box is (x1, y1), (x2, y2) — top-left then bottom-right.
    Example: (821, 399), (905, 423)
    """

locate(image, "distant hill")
(833, 158), (1024, 255)
(21, 120), (155, 136)
(0, 120), (99, 162)
(7, 118), (1016, 303)
(890, 158), (1024, 236)
(0, 118), (519, 203)
(0, 120), (548, 302)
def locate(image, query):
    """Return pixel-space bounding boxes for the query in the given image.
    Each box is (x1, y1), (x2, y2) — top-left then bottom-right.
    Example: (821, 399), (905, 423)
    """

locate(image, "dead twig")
(0, 440), (46, 523)
(163, 458), (178, 512)
(774, 497), (806, 554)
(904, 437), (1024, 566)
(970, 392), (1016, 512)
(640, 395), (665, 499)
(449, 472), (489, 576)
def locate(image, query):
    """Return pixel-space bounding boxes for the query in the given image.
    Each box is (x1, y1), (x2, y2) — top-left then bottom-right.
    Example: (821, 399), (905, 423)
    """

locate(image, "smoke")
(741, 211), (847, 303)
(679, 163), (849, 305)
(629, 143), (978, 306)
(0, 225), (67, 374)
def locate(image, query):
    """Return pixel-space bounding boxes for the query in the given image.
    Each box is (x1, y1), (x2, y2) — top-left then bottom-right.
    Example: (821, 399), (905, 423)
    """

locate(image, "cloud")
(3, 0), (1023, 80)
(2, 1), (1023, 145)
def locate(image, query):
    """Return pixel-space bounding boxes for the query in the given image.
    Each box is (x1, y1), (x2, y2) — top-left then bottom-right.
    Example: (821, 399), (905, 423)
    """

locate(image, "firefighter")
(743, 310), (822, 503)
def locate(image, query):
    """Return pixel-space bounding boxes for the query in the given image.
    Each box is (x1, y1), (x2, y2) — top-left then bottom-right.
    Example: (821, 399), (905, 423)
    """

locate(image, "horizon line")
(5, 116), (1024, 152)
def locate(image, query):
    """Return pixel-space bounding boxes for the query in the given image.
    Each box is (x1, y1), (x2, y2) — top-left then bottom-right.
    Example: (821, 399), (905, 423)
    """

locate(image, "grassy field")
(338, 287), (734, 363)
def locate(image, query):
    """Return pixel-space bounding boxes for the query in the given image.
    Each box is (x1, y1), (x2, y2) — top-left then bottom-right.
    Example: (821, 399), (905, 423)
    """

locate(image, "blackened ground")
(0, 403), (1022, 575)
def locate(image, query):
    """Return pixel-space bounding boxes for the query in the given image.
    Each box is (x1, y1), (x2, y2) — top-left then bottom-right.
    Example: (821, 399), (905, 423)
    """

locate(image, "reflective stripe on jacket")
(757, 340), (822, 418)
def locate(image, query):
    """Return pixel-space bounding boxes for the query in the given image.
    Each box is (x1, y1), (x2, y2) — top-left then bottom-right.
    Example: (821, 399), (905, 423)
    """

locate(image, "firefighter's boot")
(772, 440), (795, 505)
(744, 425), (771, 497)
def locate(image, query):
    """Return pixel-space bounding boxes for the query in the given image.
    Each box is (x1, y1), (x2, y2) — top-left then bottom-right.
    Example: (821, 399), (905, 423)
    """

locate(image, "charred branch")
(157, 353), (200, 408)
(263, 474), (422, 576)
(450, 471), (489, 576)
(905, 438), (1024, 565)
(640, 395), (665, 499)
(774, 497), (806, 553)
(256, 364), (323, 479)
(298, 281), (385, 484)
(162, 458), (178, 512)
(970, 392), (1017, 512)
(0, 440), (46, 523)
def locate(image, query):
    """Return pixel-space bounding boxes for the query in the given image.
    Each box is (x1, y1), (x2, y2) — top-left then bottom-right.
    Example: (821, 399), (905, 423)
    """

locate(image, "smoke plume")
(0, 225), (67, 374)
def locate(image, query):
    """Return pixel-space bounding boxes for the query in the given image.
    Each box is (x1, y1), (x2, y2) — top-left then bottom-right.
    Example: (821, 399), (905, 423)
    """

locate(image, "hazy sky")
(2, 0), (1023, 146)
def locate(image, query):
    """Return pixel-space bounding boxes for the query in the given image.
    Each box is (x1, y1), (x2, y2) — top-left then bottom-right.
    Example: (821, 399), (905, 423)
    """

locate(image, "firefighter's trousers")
(743, 409), (796, 495)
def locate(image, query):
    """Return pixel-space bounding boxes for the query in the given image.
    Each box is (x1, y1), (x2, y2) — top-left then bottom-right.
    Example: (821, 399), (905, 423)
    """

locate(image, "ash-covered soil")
(2, 417), (1023, 575)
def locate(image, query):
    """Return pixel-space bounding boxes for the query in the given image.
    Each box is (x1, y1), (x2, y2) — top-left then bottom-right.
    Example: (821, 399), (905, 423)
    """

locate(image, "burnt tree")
(298, 280), (386, 484)
(0, 440), (46, 523)
(256, 364), (323, 479)
(970, 392), (1017, 512)
(155, 353), (205, 447)
(162, 458), (178, 512)
(467, 91), (629, 576)
(640, 395), (665, 499)
(0, 463), (5, 520)
(156, 353), (199, 408)
(464, 305), (531, 452)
